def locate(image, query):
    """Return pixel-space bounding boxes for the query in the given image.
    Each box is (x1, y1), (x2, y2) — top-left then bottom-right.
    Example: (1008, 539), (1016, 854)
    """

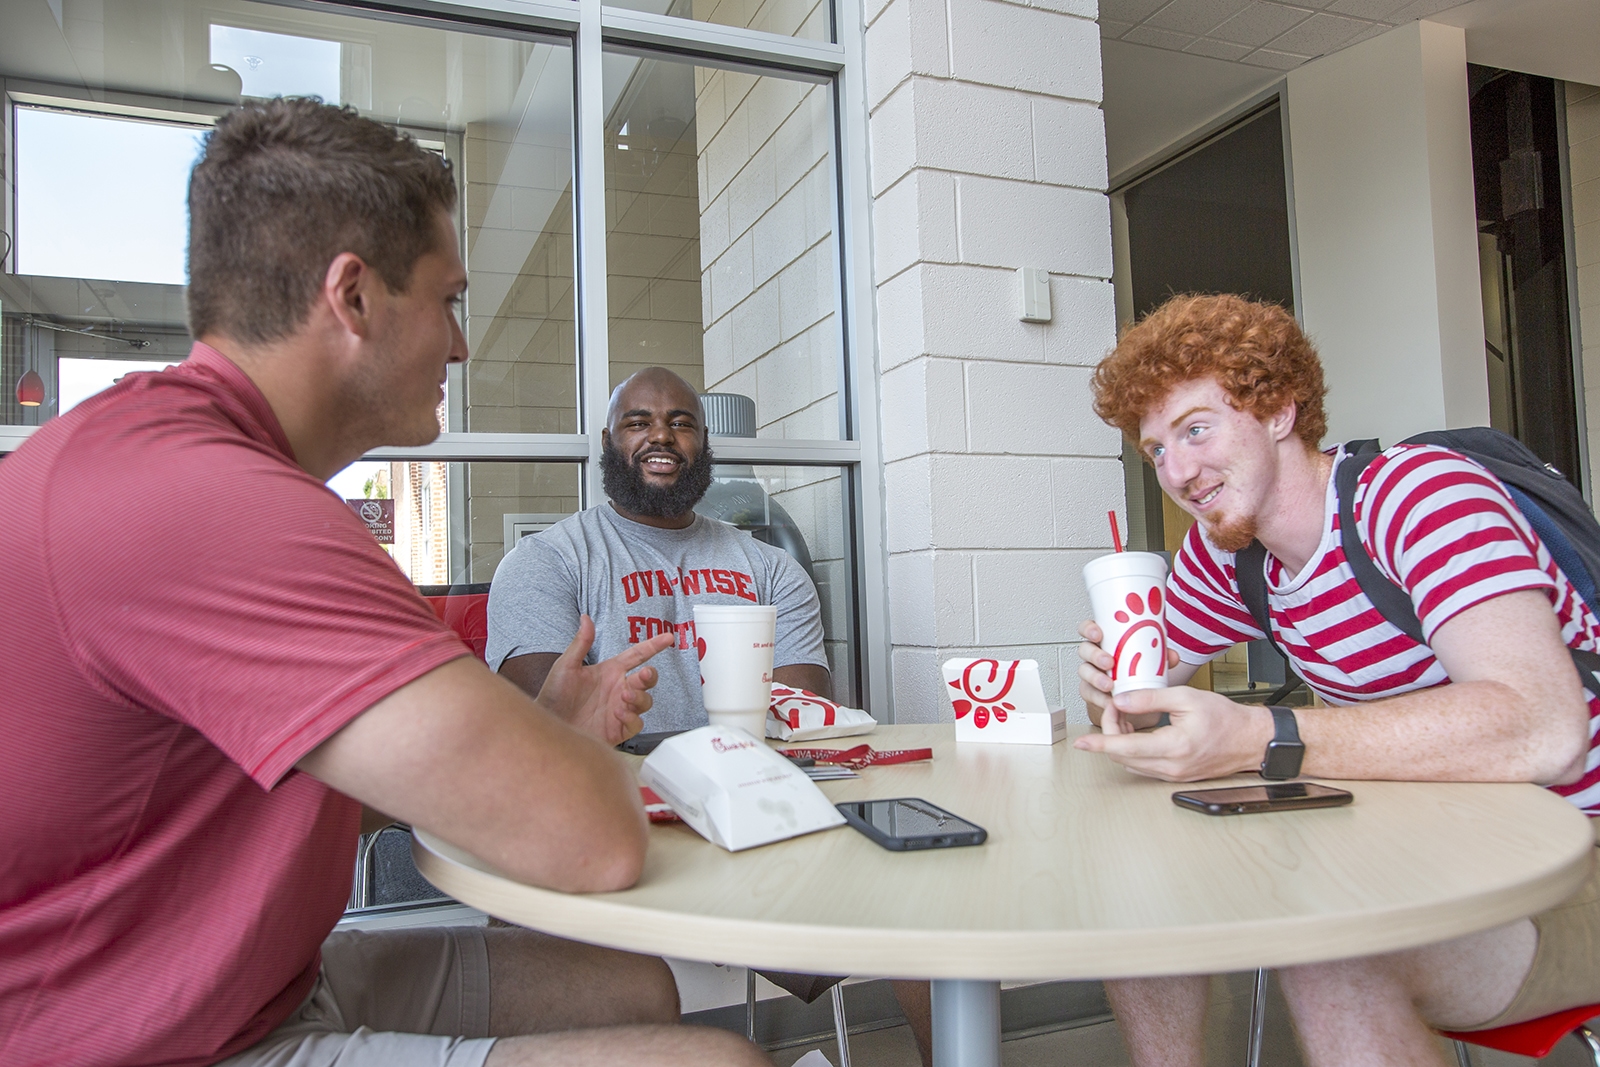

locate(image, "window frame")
(0, 0), (893, 717)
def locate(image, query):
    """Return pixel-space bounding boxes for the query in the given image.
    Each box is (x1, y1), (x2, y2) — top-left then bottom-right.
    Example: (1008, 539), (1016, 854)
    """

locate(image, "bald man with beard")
(486, 368), (832, 728)
(486, 368), (937, 1066)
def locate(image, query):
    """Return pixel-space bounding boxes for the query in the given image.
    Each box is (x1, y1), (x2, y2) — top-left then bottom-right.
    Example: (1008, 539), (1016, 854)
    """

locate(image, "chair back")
(418, 583), (491, 662)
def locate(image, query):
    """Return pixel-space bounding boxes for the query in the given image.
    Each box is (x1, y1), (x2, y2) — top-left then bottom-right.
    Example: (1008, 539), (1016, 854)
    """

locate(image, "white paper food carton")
(638, 725), (847, 851)
(941, 658), (1067, 745)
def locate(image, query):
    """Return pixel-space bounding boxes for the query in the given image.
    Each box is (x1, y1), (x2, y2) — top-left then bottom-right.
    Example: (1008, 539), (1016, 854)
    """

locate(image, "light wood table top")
(414, 724), (1594, 981)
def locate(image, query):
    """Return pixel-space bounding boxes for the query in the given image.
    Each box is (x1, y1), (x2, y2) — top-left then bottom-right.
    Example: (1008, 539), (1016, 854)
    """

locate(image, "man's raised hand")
(537, 616), (676, 745)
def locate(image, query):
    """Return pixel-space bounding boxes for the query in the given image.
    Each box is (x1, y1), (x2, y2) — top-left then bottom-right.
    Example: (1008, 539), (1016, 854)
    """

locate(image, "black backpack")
(1236, 426), (1600, 700)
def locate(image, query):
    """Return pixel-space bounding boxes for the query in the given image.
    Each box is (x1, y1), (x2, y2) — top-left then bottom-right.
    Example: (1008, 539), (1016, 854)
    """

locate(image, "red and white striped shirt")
(1167, 444), (1600, 813)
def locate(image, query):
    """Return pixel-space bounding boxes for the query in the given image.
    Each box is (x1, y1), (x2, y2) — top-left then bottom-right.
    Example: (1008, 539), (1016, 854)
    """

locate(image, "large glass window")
(0, 0), (875, 720)
(606, 0), (833, 44)
(15, 108), (207, 285)
(604, 51), (842, 439)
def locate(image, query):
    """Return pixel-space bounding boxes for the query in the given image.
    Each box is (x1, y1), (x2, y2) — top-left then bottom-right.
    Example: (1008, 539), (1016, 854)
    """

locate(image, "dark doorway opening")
(1123, 104), (1295, 319)
(1469, 66), (1581, 488)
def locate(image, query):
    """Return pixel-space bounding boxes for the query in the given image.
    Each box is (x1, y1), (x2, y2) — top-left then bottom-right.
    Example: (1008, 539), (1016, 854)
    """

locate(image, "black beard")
(601, 438), (715, 519)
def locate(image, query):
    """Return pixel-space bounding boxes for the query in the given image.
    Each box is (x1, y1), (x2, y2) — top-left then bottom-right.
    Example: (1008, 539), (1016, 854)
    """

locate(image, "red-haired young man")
(1076, 294), (1600, 1067)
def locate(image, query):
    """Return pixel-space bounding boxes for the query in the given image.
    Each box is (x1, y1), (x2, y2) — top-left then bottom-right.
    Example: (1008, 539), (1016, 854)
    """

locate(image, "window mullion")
(575, 0), (610, 510)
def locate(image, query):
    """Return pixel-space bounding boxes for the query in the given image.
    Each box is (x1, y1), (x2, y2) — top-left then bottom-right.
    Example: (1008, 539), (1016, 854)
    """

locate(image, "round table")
(414, 724), (1594, 1066)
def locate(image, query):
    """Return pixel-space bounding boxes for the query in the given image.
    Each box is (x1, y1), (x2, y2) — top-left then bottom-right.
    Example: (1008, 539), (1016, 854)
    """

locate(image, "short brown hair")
(187, 98), (457, 344)
(1091, 294), (1327, 451)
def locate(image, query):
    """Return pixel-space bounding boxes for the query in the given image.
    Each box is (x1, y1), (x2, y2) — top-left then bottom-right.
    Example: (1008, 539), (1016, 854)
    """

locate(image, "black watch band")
(1259, 705), (1305, 780)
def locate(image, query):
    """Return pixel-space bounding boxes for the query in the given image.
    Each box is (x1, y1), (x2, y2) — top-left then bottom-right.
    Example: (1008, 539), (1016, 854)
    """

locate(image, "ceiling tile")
(1210, 2), (1312, 46)
(1385, 0), (1474, 19)
(1183, 37), (1255, 58)
(1266, 10), (1372, 54)
(1099, 17), (1135, 35)
(1145, 0), (1256, 34)
(1098, 0), (1173, 23)
(1324, 0), (1405, 19)
(1341, 21), (1391, 45)
(1122, 23), (1202, 48)
(1242, 47), (1312, 68)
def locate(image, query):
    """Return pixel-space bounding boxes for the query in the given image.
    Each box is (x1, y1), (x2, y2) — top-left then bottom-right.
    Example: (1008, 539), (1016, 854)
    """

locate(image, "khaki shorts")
(1460, 820), (1600, 1031)
(216, 927), (498, 1067)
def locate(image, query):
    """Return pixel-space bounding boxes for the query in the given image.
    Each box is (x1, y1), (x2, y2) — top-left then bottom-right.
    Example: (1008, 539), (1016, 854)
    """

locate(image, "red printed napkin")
(768, 685), (878, 741)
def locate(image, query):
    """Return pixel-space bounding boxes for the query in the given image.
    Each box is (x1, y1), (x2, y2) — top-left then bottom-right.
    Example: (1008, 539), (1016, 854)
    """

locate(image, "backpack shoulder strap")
(1235, 540), (1274, 648)
(1336, 440), (1426, 644)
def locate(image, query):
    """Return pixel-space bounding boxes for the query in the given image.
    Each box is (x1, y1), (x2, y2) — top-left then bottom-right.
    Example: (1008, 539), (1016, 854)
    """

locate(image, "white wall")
(1286, 20), (1488, 447)
(1572, 82), (1600, 486)
(862, 0), (1121, 722)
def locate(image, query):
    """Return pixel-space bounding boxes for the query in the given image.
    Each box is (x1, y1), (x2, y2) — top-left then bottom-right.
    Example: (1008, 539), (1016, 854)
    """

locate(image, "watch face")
(1261, 740), (1306, 780)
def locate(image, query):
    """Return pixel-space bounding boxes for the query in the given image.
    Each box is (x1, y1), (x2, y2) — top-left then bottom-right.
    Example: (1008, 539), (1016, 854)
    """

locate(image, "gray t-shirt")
(487, 504), (827, 732)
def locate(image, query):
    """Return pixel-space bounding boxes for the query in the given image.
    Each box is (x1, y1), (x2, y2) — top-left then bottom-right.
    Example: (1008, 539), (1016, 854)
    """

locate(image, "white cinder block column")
(1286, 20), (1489, 446)
(861, 0), (1121, 722)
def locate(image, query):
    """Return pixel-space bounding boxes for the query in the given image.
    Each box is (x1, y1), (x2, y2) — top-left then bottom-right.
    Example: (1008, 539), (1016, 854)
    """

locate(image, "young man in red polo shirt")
(1076, 294), (1600, 1067)
(0, 98), (766, 1067)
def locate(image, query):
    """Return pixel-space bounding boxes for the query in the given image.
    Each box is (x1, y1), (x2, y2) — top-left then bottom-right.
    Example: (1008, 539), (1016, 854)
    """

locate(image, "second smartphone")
(837, 797), (987, 851)
(1172, 782), (1353, 816)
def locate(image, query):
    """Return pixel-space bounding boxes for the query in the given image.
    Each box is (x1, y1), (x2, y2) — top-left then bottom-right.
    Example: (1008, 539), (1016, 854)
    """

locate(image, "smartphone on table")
(837, 797), (987, 851)
(1172, 782), (1353, 816)
(616, 730), (684, 756)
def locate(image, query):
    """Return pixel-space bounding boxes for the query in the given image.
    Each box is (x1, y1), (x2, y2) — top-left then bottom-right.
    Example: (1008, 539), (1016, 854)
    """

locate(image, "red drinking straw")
(1108, 510), (1123, 553)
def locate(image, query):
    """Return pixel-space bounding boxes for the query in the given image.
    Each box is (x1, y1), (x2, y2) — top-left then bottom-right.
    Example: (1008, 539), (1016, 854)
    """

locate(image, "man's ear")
(322, 252), (377, 340)
(1267, 400), (1299, 443)
(600, 427), (611, 449)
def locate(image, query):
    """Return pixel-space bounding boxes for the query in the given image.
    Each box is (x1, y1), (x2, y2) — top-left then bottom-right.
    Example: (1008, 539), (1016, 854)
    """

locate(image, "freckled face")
(1138, 377), (1281, 550)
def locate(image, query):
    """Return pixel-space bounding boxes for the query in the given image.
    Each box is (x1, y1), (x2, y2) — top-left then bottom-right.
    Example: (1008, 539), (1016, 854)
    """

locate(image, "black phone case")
(1171, 785), (1353, 816)
(616, 730), (684, 756)
(837, 798), (988, 851)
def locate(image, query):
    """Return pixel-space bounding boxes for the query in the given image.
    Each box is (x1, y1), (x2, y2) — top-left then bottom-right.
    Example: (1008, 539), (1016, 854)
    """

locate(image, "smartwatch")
(1259, 705), (1305, 780)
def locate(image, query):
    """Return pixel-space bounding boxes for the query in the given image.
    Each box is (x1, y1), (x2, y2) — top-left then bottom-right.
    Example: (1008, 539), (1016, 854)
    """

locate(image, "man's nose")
(447, 313), (468, 365)
(1161, 444), (1199, 487)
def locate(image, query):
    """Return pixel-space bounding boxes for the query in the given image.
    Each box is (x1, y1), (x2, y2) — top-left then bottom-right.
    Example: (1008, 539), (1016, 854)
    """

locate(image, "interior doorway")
(1469, 66), (1583, 490)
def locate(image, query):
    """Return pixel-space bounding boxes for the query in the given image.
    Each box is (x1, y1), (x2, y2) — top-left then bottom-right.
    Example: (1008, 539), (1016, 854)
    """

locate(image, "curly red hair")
(1092, 294), (1327, 451)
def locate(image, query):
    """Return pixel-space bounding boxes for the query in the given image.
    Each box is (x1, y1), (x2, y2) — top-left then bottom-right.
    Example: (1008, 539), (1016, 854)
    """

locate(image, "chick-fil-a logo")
(947, 659), (1020, 728)
(770, 686), (840, 728)
(1111, 586), (1167, 682)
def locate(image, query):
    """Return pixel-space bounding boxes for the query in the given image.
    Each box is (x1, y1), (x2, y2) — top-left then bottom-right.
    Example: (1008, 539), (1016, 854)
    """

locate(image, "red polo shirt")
(0, 343), (470, 1067)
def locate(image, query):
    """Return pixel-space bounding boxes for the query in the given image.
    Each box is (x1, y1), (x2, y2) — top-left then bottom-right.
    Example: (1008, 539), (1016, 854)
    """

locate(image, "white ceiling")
(1432, 0), (1600, 86)
(1101, 0), (1600, 182)
(1098, 0), (1469, 74)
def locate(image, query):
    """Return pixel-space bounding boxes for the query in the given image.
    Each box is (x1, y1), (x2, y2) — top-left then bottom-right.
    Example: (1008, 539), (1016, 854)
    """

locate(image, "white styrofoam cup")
(1082, 551), (1170, 695)
(693, 604), (778, 736)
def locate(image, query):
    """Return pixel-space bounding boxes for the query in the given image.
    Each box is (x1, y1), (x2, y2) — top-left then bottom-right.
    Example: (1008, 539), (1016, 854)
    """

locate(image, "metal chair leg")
(745, 969), (757, 1042)
(831, 981), (852, 1067)
(1578, 1023), (1600, 1067)
(1451, 1039), (1472, 1067)
(1246, 968), (1268, 1067)
(348, 830), (381, 910)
